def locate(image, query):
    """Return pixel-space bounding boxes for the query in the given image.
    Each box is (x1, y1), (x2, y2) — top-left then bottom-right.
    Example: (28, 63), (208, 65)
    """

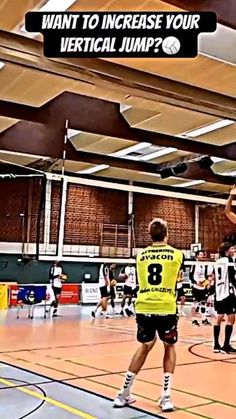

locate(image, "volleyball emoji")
(162, 36), (181, 55)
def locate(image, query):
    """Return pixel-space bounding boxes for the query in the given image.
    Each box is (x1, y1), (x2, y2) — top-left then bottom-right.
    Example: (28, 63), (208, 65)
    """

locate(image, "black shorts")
(132, 286), (139, 299)
(192, 288), (207, 302)
(136, 313), (178, 345)
(123, 285), (133, 295)
(52, 286), (62, 297)
(100, 286), (108, 298)
(108, 286), (116, 299)
(177, 287), (185, 300)
(215, 294), (236, 315)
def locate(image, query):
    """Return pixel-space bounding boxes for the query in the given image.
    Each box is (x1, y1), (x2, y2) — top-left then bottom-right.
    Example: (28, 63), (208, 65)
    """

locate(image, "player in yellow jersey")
(113, 218), (183, 412)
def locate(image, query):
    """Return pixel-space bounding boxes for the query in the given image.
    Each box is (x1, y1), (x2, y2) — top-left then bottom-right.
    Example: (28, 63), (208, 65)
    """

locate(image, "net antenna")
(62, 119), (69, 177)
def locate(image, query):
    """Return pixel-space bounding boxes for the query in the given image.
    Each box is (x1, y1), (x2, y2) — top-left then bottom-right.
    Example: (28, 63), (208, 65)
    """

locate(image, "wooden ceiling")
(0, 0), (235, 196)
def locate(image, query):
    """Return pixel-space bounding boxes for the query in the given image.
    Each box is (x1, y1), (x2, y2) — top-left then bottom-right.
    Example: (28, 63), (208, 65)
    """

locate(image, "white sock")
(161, 373), (173, 398)
(120, 371), (136, 397)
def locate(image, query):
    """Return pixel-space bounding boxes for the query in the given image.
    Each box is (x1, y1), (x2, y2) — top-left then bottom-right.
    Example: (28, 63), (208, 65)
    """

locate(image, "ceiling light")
(77, 165), (110, 174)
(110, 142), (151, 157)
(120, 104), (132, 112)
(67, 129), (81, 138)
(20, 0), (77, 32)
(174, 180), (205, 188)
(139, 147), (177, 161)
(140, 172), (161, 178)
(181, 119), (234, 138)
(211, 157), (226, 163)
(0, 62), (5, 70)
(40, 0), (77, 11)
(220, 170), (236, 176)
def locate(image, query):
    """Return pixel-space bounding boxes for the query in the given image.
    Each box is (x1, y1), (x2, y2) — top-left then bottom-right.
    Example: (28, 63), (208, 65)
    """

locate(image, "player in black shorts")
(114, 218), (183, 412)
(176, 271), (186, 317)
(190, 251), (213, 326)
(213, 243), (236, 354)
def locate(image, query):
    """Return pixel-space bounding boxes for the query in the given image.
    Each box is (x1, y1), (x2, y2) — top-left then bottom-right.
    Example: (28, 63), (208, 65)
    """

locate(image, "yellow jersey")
(135, 243), (183, 314)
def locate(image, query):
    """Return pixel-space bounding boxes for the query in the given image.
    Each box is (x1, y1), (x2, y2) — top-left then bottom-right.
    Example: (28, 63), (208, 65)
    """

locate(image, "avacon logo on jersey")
(25, 11), (216, 58)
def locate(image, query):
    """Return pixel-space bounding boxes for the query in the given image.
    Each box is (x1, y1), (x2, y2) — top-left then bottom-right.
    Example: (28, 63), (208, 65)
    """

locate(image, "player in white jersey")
(91, 263), (110, 318)
(49, 261), (66, 317)
(119, 265), (137, 316)
(213, 242), (236, 354)
(176, 270), (186, 317)
(190, 251), (213, 326)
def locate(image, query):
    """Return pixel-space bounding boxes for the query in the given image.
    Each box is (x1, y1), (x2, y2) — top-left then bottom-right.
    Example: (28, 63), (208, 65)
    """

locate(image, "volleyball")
(60, 274), (67, 280)
(201, 279), (210, 288)
(110, 279), (117, 286)
(162, 36), (181, 55)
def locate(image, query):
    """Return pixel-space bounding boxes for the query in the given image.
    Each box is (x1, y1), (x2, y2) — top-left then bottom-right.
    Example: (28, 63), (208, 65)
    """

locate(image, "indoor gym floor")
(0, 306), (235, 419)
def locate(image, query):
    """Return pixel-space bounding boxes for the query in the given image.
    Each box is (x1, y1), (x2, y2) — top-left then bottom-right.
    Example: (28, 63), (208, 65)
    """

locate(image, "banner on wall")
(0, 285), (8, 310)
(9, 283), (80, 306)
(81, 282), (125, 304)
(60, 284), (80, 304)
(9, 285), (18, 306)
(17, 285), (47, 305)
(45, 284), (80, 304)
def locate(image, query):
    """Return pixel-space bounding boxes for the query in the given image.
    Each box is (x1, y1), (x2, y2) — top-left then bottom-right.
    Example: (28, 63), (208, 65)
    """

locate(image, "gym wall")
(199, 205), (235, 251)
(0, 255), (117, 284)
(0, 179), (44, 243)
(134, 193), (195, 249)
(0, 179), (235, 256)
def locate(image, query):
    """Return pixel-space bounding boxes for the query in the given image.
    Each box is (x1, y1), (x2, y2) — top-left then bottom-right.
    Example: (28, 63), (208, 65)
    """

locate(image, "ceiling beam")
(0, 93), (236, 160)
(0, 100), (48, 124)
(58, 92), (236, 160)
(0, 123), (232, 185)
(65, 144), (233, 186)
(0, 30), (236, 120)
(164, 0), (236, 30)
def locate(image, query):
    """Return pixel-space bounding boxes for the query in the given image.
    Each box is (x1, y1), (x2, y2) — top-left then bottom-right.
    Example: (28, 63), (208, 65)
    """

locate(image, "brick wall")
(0, 179), (44, 243)
(134, 194), (195, 249)
(1, 179), (235, 253)
(64, 183), (128, 245)
(199, 205), (236, 251)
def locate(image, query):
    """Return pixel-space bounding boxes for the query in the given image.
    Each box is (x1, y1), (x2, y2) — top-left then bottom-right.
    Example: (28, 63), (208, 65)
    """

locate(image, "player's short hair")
(149, 218), (168, 242)
(195, 250), (204, 258)
(219, 242), (233, 257)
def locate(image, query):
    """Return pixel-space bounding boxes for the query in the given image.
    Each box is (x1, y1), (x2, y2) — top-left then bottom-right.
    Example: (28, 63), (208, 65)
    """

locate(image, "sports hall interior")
(0, 1), (236, 418)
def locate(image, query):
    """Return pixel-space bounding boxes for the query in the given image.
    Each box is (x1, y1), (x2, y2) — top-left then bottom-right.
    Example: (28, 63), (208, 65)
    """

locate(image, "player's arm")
(225, 186), (236, 224)
(104, 266), (110, 286)
(189, 264), (202, 286)
(177, 253), (185, 283)
(119, 266), (127, 281)
(206, 264), (214, 280)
